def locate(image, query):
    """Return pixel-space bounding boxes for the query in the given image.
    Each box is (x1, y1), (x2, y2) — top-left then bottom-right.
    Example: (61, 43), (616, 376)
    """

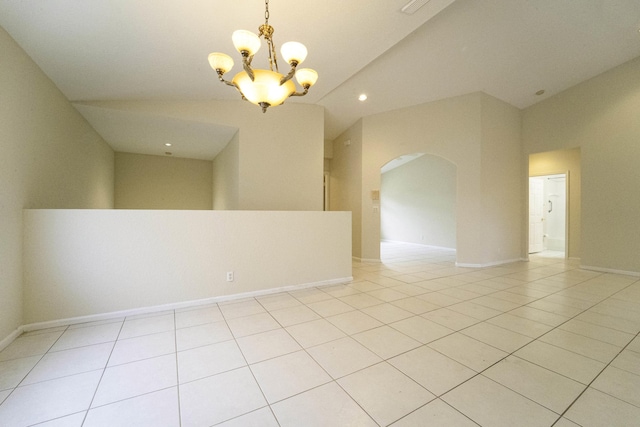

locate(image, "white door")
(529, 177), (544, 253)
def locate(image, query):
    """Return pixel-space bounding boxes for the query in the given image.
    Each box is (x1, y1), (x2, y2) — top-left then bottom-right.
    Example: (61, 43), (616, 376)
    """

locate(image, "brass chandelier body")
(208, 0), (318, 113)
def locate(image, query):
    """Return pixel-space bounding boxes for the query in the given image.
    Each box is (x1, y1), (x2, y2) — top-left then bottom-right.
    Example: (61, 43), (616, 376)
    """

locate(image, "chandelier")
(208, 0), (318, 113)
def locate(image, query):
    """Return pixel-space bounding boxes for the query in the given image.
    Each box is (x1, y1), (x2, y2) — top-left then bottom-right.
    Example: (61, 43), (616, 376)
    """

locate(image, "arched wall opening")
(380, 153), (457, 250)
(343, 92), (521, 266)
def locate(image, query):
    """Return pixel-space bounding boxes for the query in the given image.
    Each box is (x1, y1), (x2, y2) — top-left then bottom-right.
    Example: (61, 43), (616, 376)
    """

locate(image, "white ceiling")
(2, 0), (640, 160)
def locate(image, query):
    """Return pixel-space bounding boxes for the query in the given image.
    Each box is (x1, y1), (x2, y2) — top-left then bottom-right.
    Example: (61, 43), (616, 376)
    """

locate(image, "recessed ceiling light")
(535, 89), (545, 96)
(358, 94), (368, 101)
(165, 143), (172, 147)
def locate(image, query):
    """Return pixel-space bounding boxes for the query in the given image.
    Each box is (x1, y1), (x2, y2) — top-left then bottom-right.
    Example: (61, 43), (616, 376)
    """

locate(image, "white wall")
(523, 56), (640, 273)
(23, 210), (352, 324)
(212, 131), (240, 210)
(0, 27), (114, 342)
(115, 152), (213, 209)
(381, 155), (456, 248)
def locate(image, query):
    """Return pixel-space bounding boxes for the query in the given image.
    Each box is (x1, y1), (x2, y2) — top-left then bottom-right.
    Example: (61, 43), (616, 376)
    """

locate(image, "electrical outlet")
(226, 271), (234, 282)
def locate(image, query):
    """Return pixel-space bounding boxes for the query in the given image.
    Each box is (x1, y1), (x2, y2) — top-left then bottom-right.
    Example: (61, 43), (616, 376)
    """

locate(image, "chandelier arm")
(289, 85), (310, 97)
(216, 72), (246, 99)
(269, 40), (279, 73)
(241, 54), (255, 81)
(221, 79), (236, 88)
(279, 60), (299, 85)
(279, 67), (296, 85)
(215, 72), (233, 86)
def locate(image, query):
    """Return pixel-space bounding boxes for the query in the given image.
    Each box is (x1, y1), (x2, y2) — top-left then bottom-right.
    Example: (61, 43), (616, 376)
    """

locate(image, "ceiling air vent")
(400, 0), (432, 15)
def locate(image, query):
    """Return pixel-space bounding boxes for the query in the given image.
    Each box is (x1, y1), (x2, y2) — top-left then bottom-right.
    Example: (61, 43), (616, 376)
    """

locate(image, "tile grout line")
(468, 276), (640, 424)
(2, 245), (638, 426)
(390, 397), (481, 427)
(246, 297), (286, 427)
(550, 328), (640, 426)
(544, 274), (640, 423)
(381, 263), (640, 423)
(222, 254), (632, 424)
(255, 289), (405, 426)
(172, 309), (182, 427)
(0, 325), (72, 425)
(80, 319), (125, 426)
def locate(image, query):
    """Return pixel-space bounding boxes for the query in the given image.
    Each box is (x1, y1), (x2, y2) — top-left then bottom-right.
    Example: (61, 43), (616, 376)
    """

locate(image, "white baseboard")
(580, 265), (640, 277)
(0, 326), (24, 352)
(14, 276), (352, 340)
(381, 240), (455, 251)
(456, 258), (527, 268)
(352, 257), (381, 263)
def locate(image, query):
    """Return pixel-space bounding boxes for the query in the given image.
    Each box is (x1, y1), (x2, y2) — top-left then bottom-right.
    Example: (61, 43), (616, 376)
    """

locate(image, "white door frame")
(529, 177), (545, 254)
(528, 171), (570, 258)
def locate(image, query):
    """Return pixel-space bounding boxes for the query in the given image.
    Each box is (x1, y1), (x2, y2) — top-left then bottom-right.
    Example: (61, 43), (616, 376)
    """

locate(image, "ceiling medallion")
(208, 0), (318, 113)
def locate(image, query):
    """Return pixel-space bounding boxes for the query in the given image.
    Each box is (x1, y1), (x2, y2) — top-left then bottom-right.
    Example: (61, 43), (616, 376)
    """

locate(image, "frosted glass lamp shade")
(232, 30), (261, 56)
(233, 69), (295, 107)
(281, 41), (307, 65)
(295, 68), (318, 87)
(208, 53), (234, 73)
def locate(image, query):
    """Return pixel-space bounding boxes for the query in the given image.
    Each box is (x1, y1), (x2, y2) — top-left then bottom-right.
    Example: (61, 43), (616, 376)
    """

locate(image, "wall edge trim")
(456, 257), (527, 268)
(0, 326), (25, 352)
(15, 276), (353, 337)
(352, 257), (381, 263)
(580, 264), (640, 277)
(381, 240), (455, 251)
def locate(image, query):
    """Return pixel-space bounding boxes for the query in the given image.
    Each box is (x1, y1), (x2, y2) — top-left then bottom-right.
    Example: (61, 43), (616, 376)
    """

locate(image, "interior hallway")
(1, 242), (639, 426)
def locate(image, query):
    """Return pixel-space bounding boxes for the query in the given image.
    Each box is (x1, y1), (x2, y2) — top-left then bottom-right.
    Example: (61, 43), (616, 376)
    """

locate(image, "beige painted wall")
(361, 93), (482, 262)
(0, 27), (114, 341)
(236, 104), (324, 211)
(23, 210), (352, 324)
(529, 148), (581, 259)
(324, 139), (333, 173)
(332, 93), (522, 265)
(381, 155), (457, 248)
(80, 100), (325, 211)
(523, 56), (640, 273)
(212, 131), (240, 210)
(479, 94), (523, 264)
(330, 122), (364, 258)
(115, 152), (213, 210)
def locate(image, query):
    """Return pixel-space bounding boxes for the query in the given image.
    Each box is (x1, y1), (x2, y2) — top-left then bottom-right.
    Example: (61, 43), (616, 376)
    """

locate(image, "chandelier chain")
(260, 0), (278, 72)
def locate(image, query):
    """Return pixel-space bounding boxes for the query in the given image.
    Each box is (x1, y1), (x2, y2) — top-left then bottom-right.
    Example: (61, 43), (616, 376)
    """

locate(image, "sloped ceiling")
(1, 0), (639, 160)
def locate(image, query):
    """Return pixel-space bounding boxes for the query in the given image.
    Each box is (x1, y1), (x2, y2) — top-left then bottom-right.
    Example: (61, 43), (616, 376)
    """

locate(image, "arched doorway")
(380, 153), (457, 254)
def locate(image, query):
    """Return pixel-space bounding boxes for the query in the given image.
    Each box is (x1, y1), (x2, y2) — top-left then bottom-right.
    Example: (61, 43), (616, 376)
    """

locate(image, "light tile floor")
(1, 242), (640, 426)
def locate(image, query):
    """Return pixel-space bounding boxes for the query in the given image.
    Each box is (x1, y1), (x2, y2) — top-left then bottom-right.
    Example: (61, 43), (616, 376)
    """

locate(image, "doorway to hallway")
(528, 173), (568, 257)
